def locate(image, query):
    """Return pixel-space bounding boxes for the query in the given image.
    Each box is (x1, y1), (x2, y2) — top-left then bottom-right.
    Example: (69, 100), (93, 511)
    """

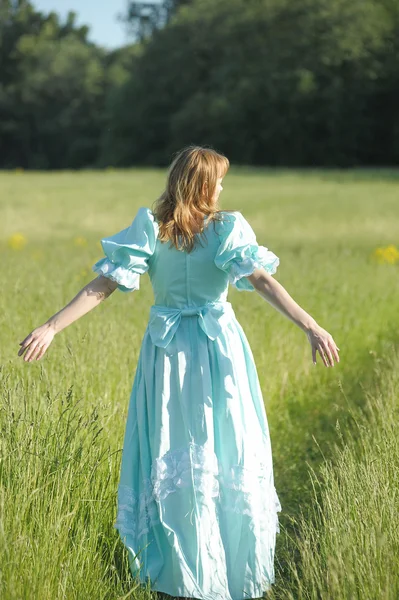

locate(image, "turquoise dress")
(92, 208), (282, 600)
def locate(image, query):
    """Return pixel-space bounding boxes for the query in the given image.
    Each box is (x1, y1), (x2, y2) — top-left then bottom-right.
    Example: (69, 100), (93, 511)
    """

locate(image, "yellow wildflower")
(372, 248), (385, 264)
(384, 245), (399, 264)
(8, 233), (27, 250)
(372, 245), (399, 264)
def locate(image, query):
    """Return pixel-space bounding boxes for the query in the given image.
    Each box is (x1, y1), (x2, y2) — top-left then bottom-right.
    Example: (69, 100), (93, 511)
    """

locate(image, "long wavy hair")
(152, 145), (230, 252)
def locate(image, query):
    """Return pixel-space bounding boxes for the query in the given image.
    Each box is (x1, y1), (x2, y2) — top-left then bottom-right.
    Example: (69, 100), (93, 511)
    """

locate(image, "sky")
(33, 0), (133, 49)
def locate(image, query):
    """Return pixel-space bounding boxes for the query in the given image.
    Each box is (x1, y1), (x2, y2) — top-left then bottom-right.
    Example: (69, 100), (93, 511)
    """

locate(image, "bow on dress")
(148, 301), (233, 349)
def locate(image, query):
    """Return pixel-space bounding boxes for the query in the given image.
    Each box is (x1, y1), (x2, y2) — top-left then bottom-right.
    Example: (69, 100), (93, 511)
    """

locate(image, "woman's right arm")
(18, 275), (118, 362)
(246, 268), (340, 367)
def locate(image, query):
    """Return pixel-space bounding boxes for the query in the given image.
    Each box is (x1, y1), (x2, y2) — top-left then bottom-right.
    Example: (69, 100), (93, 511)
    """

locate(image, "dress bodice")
(148, 224), (230, 308)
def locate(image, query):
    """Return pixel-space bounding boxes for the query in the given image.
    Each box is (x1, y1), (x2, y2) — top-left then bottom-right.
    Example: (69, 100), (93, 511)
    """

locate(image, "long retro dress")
(92, 207), (282, 600)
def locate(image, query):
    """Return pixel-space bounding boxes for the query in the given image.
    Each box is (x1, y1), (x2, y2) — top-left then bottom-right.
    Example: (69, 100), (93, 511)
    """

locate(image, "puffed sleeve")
(214, 211), (279, 291)
(91, 207), (159, 292)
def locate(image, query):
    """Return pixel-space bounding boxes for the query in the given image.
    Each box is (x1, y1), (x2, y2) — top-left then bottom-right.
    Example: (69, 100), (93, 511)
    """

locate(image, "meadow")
(1, 168), (399, 599)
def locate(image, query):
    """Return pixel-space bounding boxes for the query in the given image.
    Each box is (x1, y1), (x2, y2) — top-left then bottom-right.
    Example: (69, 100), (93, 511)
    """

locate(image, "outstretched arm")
(18, 275), (118, 362)
(247, 268), (340, 367)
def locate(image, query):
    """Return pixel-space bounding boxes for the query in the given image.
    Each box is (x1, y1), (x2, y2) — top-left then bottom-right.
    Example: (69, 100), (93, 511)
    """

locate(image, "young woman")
(18, 146), (340, 600)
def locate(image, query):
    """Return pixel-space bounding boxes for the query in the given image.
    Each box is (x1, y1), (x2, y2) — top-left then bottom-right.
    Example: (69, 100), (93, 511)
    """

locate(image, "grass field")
(2, 168), (399, 599)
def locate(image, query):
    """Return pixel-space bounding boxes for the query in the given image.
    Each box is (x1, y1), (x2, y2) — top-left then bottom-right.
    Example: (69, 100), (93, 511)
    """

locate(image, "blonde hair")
(152, 145), (230, 252)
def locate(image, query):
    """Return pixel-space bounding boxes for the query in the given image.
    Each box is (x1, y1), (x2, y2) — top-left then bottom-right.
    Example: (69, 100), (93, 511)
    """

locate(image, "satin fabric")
(148, 301), (234, 353)
(92, 208), (282, 600)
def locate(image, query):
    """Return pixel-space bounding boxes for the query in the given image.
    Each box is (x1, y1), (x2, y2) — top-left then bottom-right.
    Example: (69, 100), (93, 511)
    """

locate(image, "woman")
(18, 146), (340, 600)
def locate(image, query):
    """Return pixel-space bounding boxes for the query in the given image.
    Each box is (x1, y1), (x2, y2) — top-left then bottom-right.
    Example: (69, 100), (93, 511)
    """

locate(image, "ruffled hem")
(115, 482), (281, 541)
(228, 246), (280, 291)
(114, 442), (282, 541)
(92, 256), (140, 292)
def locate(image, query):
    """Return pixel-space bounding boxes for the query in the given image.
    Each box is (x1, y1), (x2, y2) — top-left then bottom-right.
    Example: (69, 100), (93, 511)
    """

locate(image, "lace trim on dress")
(114, 441), (282, 540)
(227, 247), (280, 290)
(228, 253), (279, 284)
(92, 257), (141, 291)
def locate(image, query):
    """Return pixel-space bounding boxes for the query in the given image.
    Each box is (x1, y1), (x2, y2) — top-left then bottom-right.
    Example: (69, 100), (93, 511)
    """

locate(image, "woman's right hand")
(18, 322), (56, 362)
(306, 324), (340, 367)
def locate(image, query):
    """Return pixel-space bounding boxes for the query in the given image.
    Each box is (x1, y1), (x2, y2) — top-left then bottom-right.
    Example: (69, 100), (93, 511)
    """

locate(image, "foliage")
(105, 0), (399, 166)
(0, 1), (134, 168)
(123, 0), (194, 41)
(0, 0), (399, 168)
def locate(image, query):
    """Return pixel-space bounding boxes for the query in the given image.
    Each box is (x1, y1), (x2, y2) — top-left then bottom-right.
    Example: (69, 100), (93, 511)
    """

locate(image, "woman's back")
(149, 213), (230, 308)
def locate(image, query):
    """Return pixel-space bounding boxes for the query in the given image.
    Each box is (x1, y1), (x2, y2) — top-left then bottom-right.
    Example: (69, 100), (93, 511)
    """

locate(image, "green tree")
(124, 0), (193, 41)
(105, 0), (399, 166)
(0, 2), (107, 168)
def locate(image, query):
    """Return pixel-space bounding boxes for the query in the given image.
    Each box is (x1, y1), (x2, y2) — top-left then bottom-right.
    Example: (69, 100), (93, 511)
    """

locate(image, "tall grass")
(0, 377), (128, 599)
(272, 341), (399, 599)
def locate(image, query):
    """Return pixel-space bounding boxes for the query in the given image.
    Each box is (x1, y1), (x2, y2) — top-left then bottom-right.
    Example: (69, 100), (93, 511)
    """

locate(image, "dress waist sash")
(148, 301), (234, 349)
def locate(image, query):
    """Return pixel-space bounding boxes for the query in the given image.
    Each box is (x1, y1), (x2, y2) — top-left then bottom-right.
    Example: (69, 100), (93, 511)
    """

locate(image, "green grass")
(1, 167), (399, 599)
(271, 341), (399, 600)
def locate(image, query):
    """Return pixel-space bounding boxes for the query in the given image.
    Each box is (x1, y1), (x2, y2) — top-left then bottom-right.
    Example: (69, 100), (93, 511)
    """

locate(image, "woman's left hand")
(306, 324), (340, 367)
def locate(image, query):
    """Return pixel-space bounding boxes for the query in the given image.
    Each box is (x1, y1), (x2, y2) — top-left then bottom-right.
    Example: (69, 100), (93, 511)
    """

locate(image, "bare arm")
(46, 275), (118, 333)
(18, 275), (118, 362)
(247, 268), (340, 367)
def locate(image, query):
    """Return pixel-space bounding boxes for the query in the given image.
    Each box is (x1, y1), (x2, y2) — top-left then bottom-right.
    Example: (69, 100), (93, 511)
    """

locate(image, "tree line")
(1, 0), (398, 169)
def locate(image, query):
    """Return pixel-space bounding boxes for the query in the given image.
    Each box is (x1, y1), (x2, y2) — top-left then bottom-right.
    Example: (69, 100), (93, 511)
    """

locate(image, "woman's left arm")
(247, 268), (340, 367)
